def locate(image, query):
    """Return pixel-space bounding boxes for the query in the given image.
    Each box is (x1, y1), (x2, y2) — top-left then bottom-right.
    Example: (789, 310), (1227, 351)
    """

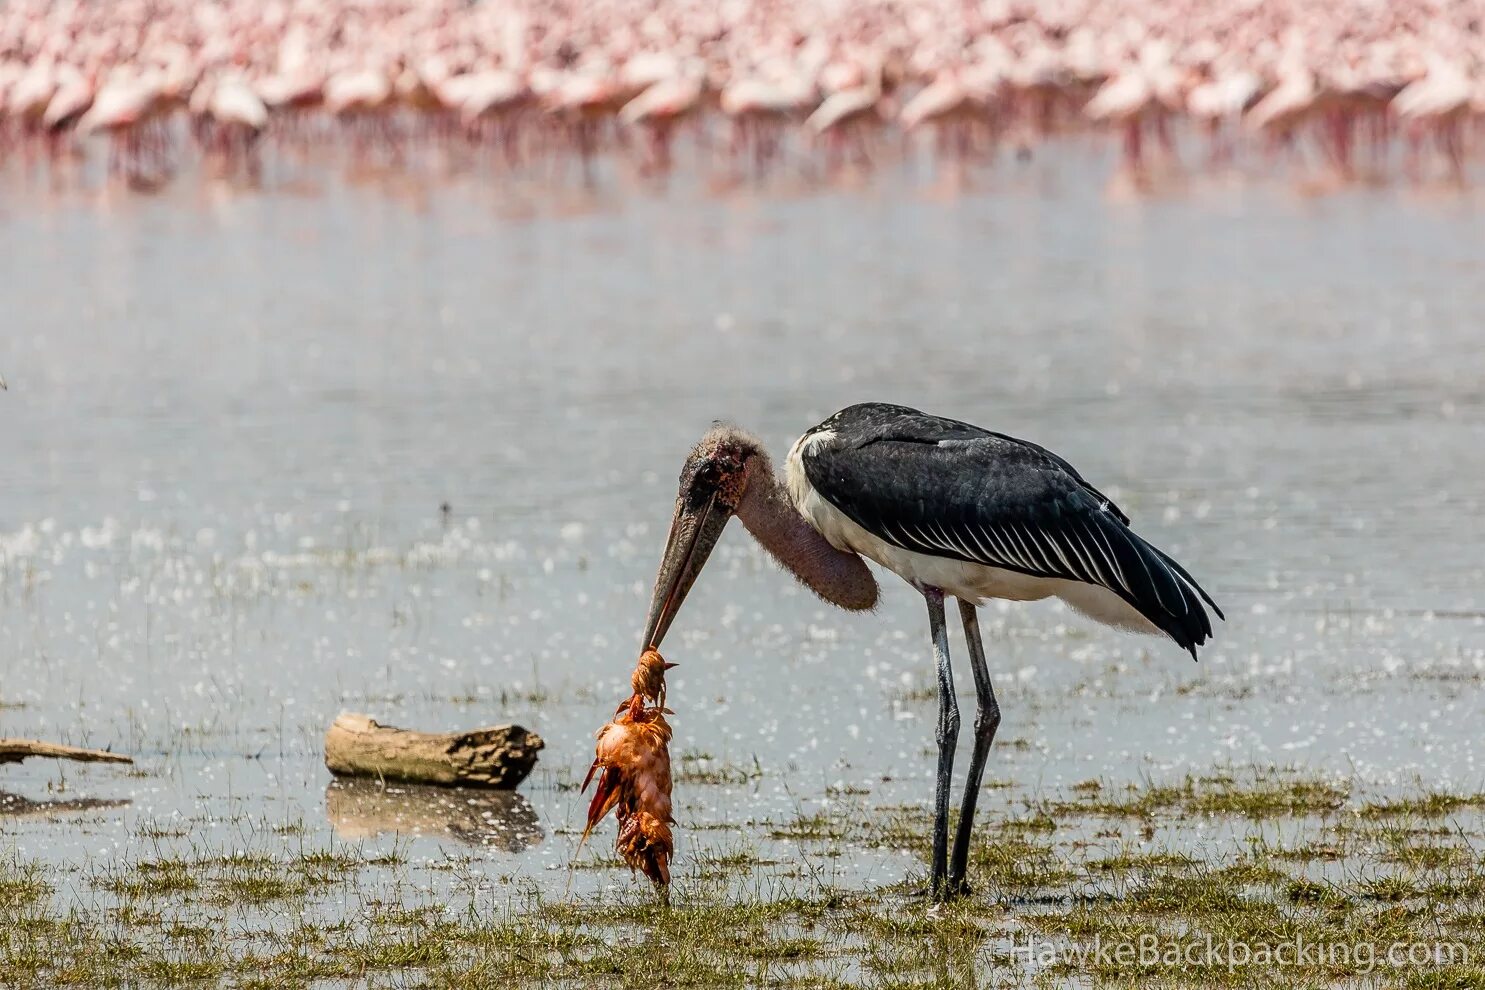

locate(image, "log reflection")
(0, 790), (130, 819)
(325, 779), (544, 851)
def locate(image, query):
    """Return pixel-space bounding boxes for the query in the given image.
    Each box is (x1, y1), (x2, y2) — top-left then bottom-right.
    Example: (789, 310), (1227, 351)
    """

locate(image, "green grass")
(0, 858), (49, 909)
(6, 769), (1485, 988)
(673, 750), (764, 786)
(1360, 792), (1485, 819)
(1055, 768), (1350, 820)
(1088, 850), (1199, 873)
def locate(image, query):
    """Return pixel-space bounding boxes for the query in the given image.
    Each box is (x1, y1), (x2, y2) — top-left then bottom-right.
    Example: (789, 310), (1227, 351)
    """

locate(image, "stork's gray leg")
(923, 587), (960, 900)
(947, 599), (1001, 895)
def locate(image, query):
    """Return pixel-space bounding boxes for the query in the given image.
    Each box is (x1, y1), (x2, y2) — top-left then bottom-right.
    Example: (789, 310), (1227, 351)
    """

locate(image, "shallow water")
(2, 161), (1484, 911)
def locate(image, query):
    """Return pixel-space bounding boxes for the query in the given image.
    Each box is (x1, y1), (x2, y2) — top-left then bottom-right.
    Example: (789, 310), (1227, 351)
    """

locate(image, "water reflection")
(0, 791), (129, 819)
(325, 779), (544, 852)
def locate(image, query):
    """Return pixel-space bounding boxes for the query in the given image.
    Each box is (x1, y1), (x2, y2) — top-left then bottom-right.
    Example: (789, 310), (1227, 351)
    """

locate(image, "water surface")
(2, 165), (1483, 906)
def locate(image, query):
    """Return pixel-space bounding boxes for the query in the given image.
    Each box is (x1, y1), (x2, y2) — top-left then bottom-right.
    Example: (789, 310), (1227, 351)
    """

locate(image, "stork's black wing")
(801, 403), (1223, 658)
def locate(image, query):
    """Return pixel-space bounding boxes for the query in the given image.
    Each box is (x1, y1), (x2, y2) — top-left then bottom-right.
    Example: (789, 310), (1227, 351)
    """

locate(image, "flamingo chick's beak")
(640, 484), (733, 651)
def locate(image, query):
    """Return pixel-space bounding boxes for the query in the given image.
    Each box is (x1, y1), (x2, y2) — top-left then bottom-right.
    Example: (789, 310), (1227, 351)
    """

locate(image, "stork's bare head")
(640, 425), (767, 650)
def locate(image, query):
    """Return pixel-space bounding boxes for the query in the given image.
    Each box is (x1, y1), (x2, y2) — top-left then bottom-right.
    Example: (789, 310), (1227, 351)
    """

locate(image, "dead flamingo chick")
(581, 649), (678, 886)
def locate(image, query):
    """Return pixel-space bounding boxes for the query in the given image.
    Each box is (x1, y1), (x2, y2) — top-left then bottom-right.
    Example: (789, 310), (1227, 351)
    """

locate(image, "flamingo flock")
(1, 0), (1482, 192)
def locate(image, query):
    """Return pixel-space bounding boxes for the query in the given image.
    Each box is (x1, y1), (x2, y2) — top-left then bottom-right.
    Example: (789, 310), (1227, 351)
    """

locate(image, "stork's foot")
(902, 877), (971, 903)
(944, 875), (973, 899)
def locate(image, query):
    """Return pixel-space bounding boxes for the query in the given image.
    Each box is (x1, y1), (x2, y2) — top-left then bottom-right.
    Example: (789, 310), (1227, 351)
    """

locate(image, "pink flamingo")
(545, 68), (626, 185)
(806, 58), (886, 172)
(1186, 64), (1262, 166)
(324, 66), (397, 162)
(720, 69), (817, 176)
(1245, 48), (1321, 173)
(200, 74), (269, 179)
(1392, 52), (1473, 182)
(457, 69), (532, 161)
(41, 65), (95, 155)
(1085, 59), (1159, 175)
(900, 67), (999, 170)
(77, 68), (164, 182)
(619, 71), (705, 174)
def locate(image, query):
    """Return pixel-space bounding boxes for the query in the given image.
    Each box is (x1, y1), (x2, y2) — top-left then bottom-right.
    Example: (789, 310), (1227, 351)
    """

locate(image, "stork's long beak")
(640, 491), (732, 650)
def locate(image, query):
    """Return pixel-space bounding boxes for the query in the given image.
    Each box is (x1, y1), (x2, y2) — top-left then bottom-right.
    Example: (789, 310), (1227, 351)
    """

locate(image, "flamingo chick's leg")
(924, 587), (960, 900)
(947, 599), (1001, 895)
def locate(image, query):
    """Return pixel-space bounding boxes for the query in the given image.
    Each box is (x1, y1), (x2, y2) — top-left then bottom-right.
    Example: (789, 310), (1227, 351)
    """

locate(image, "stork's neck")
(736, 454), (879, 611)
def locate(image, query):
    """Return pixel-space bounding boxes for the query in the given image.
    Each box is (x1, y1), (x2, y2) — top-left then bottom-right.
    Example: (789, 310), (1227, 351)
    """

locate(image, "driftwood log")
(323, 713), (542, 789)
(0, 739), (133, 766)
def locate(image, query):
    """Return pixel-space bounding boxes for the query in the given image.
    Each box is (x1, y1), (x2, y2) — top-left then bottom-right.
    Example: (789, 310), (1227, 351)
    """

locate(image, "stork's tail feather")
(1149, 545), (1225, 621)
(1137, 539), (1222, 660)
(1093, 513), (1222, 661)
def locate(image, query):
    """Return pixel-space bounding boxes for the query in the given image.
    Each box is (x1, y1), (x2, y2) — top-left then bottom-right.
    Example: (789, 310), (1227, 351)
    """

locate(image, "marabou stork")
(640, 402), (1222, 900)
